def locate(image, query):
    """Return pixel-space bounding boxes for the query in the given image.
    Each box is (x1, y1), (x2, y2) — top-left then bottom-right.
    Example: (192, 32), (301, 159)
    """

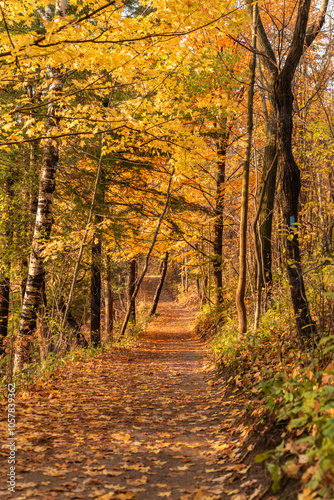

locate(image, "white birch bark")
(14, 3), (68, 373)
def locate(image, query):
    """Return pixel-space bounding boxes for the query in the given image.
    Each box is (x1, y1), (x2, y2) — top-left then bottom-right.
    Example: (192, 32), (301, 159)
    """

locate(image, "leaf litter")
(1, 298), (276, 499)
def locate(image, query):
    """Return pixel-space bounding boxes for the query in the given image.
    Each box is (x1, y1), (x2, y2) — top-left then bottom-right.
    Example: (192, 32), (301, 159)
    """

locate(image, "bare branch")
(305, 0), (329, 47)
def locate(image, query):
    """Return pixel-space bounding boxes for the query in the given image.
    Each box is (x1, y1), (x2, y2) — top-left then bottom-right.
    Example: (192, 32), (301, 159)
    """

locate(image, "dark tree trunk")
(245, 0), (329, 344)
(274, 77), (316, 344)
(213, 127), (229, 306)
(90, 166), (106, 347)
(150, 252), (169, 317)
(0, 177), (14, 354)
(258, 101), (278, 299)
(0, 277), (10, 354)
(128, 259), (137, 324)
(91, 233), (102, 346)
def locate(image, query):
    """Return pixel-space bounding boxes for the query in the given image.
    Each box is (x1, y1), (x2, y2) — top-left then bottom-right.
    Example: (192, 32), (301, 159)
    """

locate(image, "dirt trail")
(1, 279), (265, 500)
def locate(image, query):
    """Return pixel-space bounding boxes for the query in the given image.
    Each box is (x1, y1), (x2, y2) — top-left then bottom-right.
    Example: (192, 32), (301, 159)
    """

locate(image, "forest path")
(1, 279), (266, 500)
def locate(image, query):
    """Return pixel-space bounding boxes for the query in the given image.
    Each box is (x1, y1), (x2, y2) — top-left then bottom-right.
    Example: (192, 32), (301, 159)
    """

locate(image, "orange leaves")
(111, 433), (132, 443)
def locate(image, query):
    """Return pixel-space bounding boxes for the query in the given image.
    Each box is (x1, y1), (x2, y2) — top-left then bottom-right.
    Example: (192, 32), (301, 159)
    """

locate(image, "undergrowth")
(196, 292), (334, 499)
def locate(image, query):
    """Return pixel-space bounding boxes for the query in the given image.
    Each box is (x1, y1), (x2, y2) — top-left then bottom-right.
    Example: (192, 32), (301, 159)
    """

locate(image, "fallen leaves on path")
(1, 301), (272, 499)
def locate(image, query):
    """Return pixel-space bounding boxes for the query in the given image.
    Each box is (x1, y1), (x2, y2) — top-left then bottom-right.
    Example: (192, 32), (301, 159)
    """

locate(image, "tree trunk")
(60, 141), (104, 346)
(236, 5), (257, 336)
(245, 0), (328, 343)
(13, 0), (69, 373)
(91, 164), (107, 346)
(37, 280), (48, 360)
(105, 277), (113, 342)
(274, 77), (316, 344)
(213, 126), (229, 306)
(91, 230), (102, 346)
(13, 68), (65, 373)
(21, 94), (40, 305)
(0, 276), (10, 355)
(128, 259), (137, 324)
(150, 252), (169, 317)
(258, 98), (278, 300)
(0, 177), (14, 354)
(253, 152), (278, 330)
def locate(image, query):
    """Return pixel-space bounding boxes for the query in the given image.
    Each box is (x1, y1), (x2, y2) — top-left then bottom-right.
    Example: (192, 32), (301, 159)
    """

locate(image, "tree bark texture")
(150, 252), (169, 317)
(14, 69), (65, 373)
(253, 152), (278, 331)
(274, 77), (316, 342)
(258, 98), (278, 298)
(213, 126), (229, 306)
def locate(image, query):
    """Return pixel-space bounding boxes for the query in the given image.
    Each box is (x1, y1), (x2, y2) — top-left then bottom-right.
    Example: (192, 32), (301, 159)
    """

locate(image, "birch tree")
(14, 1), (69, 373)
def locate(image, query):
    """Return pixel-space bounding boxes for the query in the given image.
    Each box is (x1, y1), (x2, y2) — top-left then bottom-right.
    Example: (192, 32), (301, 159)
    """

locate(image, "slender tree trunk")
(91, 228), (102, 346)
(236, 6), (257, 336)
(128, 258), (137, 324)
(91, 165), (106, 346)
(0, 178), (14, 354)
(258, 95), (278, 300)
(150, 252), (169, 317)
(274, 77), (316, 343)
(253, 152), (278, 330)
(13, 69), (65, 373)
(196, 278), (201, 301)
(0, 276), (10, 355)
(21, 86), (40, 305)
(213, 126), (229, 306)
(184, 258), (188, 293)
(181, 260), (185, 292)
(37, 280), (48, 360)
(104, 263), (113, 342)
(60, 141), (104, 345)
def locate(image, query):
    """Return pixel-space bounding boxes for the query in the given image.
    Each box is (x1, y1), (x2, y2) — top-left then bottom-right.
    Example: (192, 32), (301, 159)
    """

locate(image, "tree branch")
(305, 0), (329, 47)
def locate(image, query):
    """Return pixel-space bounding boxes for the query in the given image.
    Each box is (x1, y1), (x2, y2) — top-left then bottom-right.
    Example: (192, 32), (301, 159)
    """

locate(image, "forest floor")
(0, 279), (291, 500)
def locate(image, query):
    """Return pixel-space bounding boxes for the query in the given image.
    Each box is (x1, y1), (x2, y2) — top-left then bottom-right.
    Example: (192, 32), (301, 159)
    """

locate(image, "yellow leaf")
(298, 489), (321, 500)
(102, 469), (122, 476)
(283, 461), (300, 478)
(193, 492), (216, 500)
